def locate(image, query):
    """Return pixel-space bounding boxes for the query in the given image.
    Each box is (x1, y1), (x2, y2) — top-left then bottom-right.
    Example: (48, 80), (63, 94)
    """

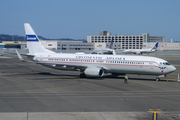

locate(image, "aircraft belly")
(40, 62), (161, 75)
(106, 65), (160, 75)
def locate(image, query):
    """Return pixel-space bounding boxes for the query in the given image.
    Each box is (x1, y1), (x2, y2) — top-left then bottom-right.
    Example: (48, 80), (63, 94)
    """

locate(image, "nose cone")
(172, 66), (176, 72)
(163, 65), (176, 74)
(169, 65), (176, 73)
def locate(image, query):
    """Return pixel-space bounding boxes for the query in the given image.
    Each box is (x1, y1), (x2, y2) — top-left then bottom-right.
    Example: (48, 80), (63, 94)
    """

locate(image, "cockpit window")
(165, 62), (171, 65)
(160, 62), (171, 65)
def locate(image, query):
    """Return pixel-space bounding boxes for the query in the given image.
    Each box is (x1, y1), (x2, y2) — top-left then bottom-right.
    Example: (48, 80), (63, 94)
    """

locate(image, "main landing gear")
(80, 73), (86, 78)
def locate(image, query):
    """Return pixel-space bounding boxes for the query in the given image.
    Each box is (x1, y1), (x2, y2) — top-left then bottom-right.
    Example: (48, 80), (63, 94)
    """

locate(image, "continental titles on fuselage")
(76, 56), (125, 60)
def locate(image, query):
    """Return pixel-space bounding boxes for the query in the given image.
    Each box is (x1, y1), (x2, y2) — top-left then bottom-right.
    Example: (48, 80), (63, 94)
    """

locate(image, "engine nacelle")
(84, 67), (104, 77)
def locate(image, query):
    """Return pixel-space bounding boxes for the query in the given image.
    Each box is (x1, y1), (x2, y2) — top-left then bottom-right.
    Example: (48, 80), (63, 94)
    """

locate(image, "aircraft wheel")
(156, 77), (160, 81)
(80, 73), (86, 78)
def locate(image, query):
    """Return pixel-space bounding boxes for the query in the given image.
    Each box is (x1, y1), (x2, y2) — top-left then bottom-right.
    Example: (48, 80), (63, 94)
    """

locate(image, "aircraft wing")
(57, 63), (87, 71)
(16, 49), (105, 72)
(15, 49), (104, 72)
(36, 61), (89, 71)
(92, 48), (116, 55)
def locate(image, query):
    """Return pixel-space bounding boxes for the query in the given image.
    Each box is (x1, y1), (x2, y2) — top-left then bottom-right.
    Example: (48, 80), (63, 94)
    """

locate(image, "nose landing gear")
(156, 75), (166, 81)
(156, 77), (160, 81)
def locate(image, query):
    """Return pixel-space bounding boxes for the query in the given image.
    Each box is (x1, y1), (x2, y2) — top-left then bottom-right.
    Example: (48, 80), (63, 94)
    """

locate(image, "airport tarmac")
(0, 53), (180, 120)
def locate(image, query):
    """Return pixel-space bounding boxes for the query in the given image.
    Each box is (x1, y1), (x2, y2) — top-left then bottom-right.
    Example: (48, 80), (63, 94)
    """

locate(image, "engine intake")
(84, 67), (104, 77)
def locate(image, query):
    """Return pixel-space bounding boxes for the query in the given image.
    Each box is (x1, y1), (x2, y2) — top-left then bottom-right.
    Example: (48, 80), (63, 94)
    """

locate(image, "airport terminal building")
(87, 31), (166, 49)
(2, 31), (180, 51)
(40, 32), (166, 51)
(41, 41), (95, 51)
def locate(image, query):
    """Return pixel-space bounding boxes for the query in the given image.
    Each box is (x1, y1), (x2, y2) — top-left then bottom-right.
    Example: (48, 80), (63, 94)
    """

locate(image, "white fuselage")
(123, 48), (156, 54)
(31, 53), (176, 75)
(23, 23), (175, 78)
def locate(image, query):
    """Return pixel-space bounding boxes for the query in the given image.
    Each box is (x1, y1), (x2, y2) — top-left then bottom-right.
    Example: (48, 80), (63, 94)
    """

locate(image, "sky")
(0, 0), (180, 41)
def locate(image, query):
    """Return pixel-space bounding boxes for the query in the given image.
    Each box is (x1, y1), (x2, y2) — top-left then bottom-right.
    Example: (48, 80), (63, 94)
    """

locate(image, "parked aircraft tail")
(24, 23), (54, 54)
(109, 37), (114, 49)
(151, 42), (158, 51)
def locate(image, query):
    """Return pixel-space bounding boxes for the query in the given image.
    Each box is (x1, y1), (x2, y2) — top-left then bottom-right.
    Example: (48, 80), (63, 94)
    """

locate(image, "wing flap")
(37, 61), (88, 71)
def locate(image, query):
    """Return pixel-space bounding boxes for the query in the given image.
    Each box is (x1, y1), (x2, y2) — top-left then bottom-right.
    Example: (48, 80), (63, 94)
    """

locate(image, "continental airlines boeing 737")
(16, 23), (176, 80)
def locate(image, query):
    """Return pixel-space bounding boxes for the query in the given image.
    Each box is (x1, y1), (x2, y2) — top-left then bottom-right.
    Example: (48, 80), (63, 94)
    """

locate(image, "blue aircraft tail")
(151, 42), (158, 51)
(109, 37), (114, 49)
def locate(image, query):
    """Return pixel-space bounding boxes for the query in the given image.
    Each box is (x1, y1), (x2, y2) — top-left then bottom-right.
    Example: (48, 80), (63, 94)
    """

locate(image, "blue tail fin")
(109, 37), (114, 49)
(151, 42), (158, 51)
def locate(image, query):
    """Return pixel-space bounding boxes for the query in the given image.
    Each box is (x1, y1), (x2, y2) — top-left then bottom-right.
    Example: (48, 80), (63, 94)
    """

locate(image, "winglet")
(15, 49), (25, 62)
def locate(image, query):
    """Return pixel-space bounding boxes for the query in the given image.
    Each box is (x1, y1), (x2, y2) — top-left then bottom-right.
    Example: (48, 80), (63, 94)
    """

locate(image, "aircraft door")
(147, 59), (155, 73)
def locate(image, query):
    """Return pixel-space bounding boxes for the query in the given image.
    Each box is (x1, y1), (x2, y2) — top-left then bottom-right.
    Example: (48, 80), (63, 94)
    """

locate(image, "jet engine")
(84, 67), (104, 77)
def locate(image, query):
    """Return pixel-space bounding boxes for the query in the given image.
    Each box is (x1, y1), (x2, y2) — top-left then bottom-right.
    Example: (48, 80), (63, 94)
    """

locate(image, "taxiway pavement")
(0, 53), (180, 119)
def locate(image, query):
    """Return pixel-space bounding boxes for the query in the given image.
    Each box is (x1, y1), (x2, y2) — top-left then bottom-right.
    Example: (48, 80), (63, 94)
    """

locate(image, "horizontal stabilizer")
(15, 49), (35, 62)
(15, 49), (25, 62)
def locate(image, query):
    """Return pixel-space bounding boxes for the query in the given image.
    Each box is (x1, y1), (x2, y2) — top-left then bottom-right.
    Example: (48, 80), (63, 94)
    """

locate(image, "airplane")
(16, 23), (176, 81)
(91, 37), (116, 55)
(123, 42), (159, 55)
